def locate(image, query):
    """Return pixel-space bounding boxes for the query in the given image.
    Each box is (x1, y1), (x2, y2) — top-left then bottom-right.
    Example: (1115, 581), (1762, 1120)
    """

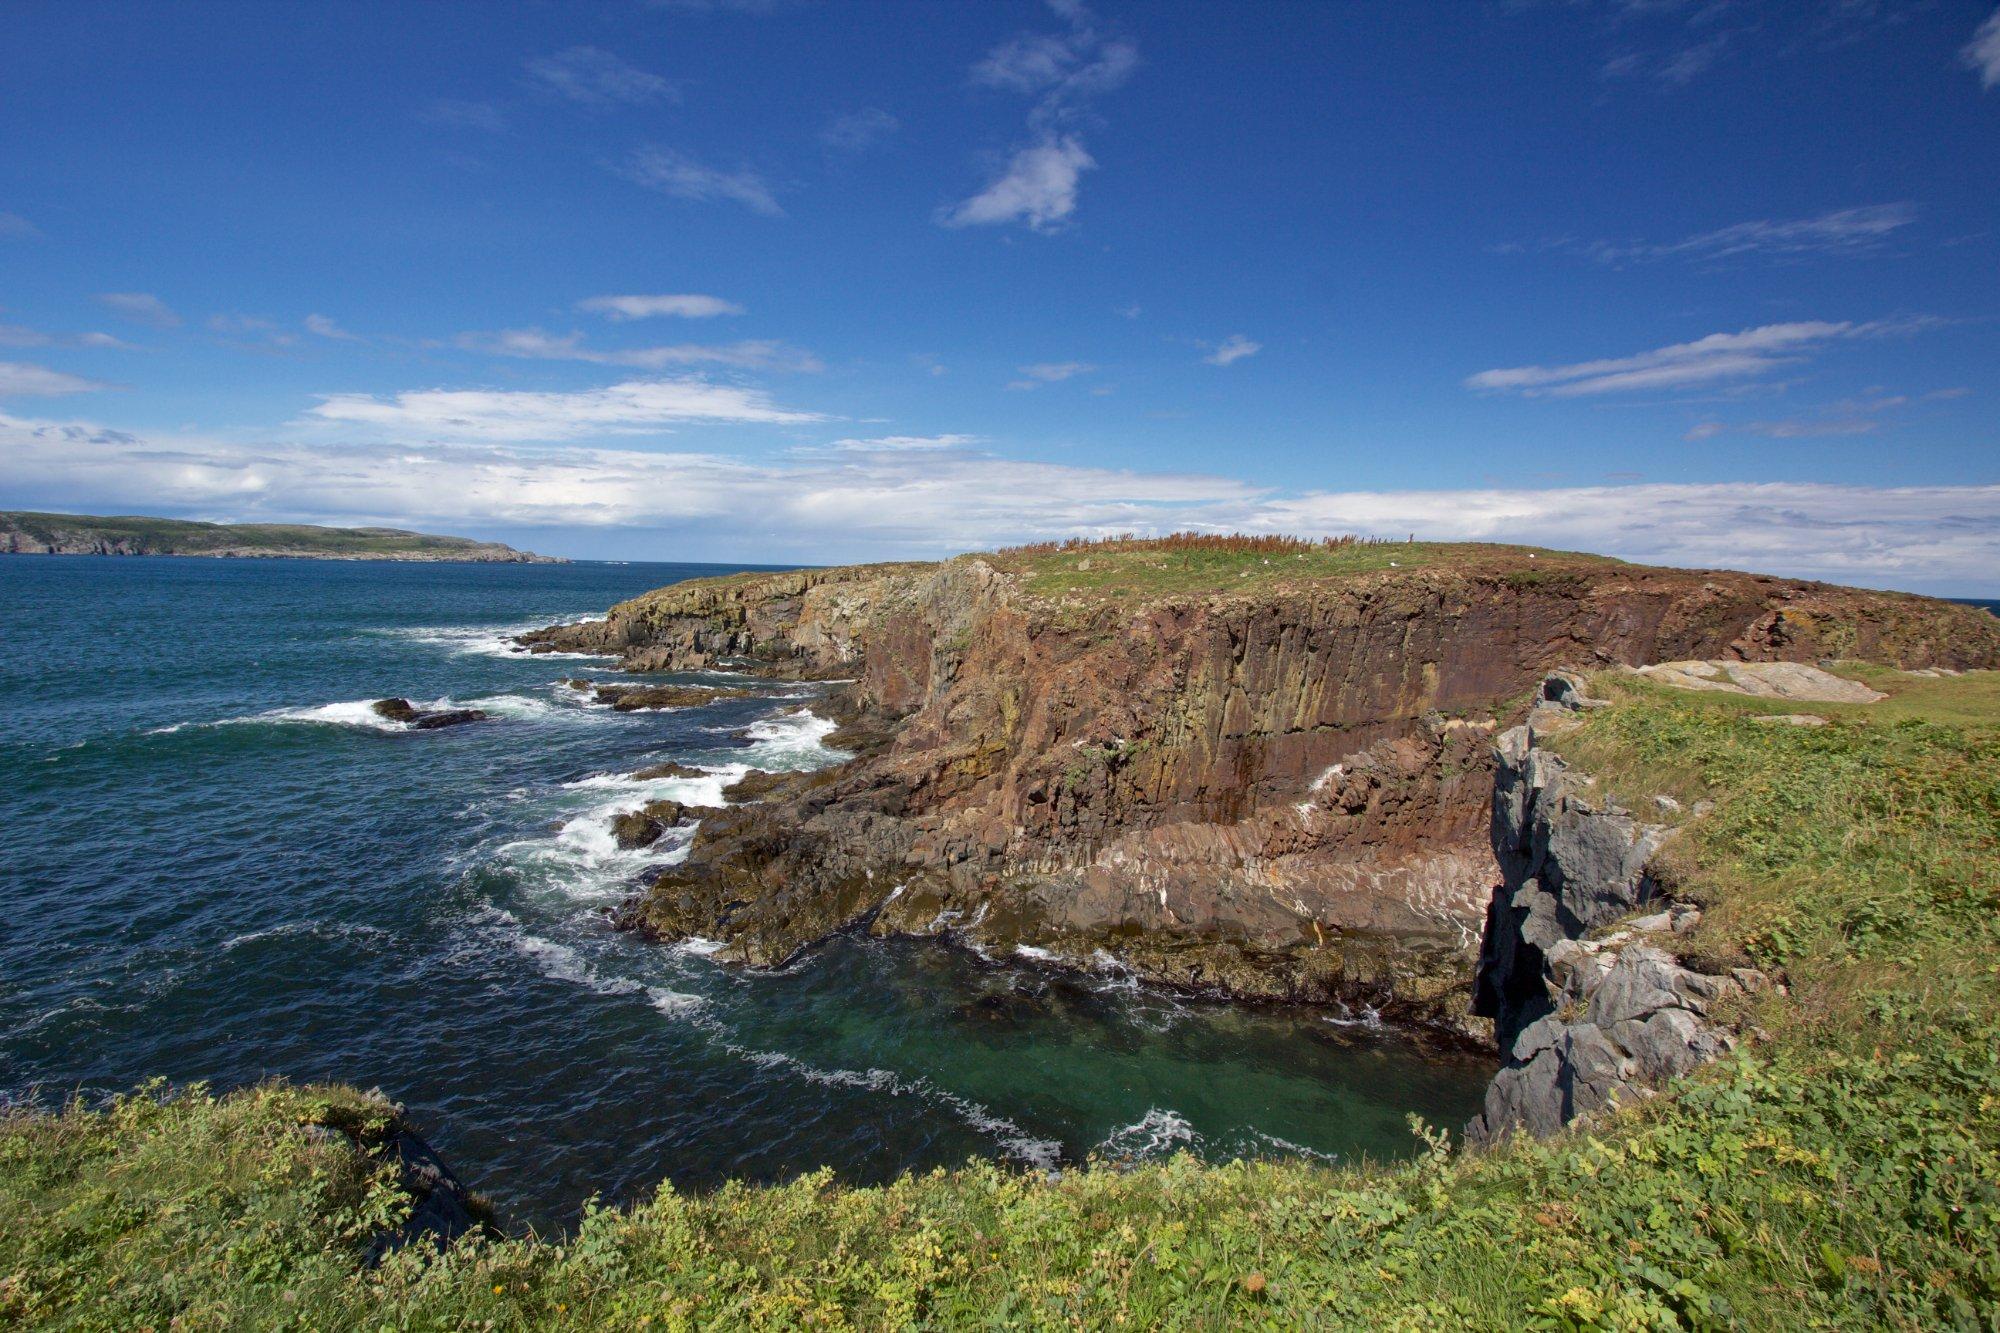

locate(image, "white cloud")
(1250, 482), (2000, 590)
(1466, 320), (1925, 398)
(0, 324), (51, 348)
(455, 327), (821, 373)
(525, 47), (676, 107)
(946, 1), (1134, 232)
(76, 331), (138, 350)
(305, 376), (823, 442)
(621, 147), (783, 216)
(305, 314), (361, 341)
(0, 362), (112, 396)
(1964, 7), (2000, 88)
(828, 434), (982, 452)
(821, 109), (899, 154)
(1590, 204), (1917, 264)
(1204, 335), (1261, 366)
(421, 99), (506, 132)
(0, 212), (39, 239)
(577, 294), (744, 320)
(96, 293), (181, 329)
(8, 406), (1999, 587)
(1006, 360), (1094, 389)
(942, 136), (1094, 231)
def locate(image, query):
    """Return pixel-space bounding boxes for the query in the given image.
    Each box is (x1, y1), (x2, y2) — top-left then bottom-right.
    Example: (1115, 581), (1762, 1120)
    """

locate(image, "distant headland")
(0, 511), (565, 563)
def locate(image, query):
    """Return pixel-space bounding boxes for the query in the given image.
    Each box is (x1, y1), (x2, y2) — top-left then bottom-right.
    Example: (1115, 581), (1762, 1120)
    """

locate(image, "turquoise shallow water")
(0, 556), (1490, 1232)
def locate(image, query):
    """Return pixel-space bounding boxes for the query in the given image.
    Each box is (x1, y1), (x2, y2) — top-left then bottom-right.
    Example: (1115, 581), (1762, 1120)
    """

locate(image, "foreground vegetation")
(4, 668), (1997, 1329)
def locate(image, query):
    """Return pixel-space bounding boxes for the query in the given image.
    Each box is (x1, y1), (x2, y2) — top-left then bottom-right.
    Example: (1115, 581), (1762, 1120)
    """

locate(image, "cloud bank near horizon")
(4, 408), (1995, 591)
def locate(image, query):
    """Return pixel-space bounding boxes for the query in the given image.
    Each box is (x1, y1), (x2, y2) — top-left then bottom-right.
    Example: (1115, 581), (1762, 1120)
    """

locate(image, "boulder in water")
(371, 697), (488, 730)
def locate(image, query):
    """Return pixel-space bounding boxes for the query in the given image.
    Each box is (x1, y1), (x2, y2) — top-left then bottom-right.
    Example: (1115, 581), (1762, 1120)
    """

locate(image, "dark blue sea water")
(0, 557), (1488, 1231)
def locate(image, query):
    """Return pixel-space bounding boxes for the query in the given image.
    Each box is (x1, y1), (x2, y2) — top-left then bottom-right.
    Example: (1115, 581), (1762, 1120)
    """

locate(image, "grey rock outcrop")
(1467, 681), (1764, 1143)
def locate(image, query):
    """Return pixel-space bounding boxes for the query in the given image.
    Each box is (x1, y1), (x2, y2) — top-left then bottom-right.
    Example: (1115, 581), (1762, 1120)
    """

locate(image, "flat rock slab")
(1634, 660), (1886, 704)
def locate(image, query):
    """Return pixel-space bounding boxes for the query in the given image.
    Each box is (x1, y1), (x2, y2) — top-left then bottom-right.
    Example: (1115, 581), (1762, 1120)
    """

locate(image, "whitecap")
(1097, 1108), (1198, 1161)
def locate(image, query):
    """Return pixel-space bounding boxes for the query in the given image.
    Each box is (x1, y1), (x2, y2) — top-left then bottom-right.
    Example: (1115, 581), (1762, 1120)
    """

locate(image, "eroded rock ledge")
(521, 547), (1997, 1037)
(1466, 691), (1767, 1142)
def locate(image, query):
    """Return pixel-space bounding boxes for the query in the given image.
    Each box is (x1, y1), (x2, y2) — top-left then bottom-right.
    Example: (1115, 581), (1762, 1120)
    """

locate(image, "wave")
(505, 927), (704, 1018)
(730, 708), (848, 771)
(376, 616), (613, 662)
(1097, 1108), (1199, 1161)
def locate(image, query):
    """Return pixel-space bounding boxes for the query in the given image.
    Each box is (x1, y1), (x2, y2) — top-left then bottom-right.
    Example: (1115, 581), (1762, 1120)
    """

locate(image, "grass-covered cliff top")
(6, 667), (1998, 1329)
(985, 532), (1623, 600)
(0, 511), (559, 562)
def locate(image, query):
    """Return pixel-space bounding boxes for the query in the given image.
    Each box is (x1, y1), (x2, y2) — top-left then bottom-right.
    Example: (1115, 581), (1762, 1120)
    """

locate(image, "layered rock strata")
(523, 548), (1998, 1032)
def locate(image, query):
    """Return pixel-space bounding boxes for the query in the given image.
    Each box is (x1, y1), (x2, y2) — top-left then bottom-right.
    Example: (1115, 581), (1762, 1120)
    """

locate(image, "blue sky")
(3, 1), (1998, 591)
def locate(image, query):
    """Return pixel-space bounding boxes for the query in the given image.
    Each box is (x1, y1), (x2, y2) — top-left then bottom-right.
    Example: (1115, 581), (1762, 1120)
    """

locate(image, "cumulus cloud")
(821, 109), (899, 154)
(8, 406), (1998, 586)
(1204, 335), (1261, 366)
(96, 292), (181, 329)
(455, 327), (821, 373)
(942, 137), (1095, 232)
(303, 377), (822, 442)
(945, 1), (1133, 231)
(621, 147), (783, 216)
(526, 47), (676, 107)
(1964, 7), (2000, 88)
(1466, 320), (1926, 398)
(0, 362), (112, 396)
(577, 294), (744, 320)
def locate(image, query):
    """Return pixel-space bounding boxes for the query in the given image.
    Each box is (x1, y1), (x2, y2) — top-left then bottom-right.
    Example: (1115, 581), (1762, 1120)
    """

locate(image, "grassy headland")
(4, 658), (1997, 1327)
(0, 511), (561, 562)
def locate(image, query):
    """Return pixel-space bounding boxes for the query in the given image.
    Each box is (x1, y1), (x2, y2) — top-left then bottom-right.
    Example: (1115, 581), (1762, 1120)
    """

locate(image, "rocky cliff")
(1466, 686), (1767, 1140)
(524, 539), (2000, 1034)
(0, 511), (562, 562)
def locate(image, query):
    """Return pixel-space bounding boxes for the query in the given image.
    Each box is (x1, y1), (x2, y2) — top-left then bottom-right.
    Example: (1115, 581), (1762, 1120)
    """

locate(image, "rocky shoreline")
(523, 542), (2000, 1127)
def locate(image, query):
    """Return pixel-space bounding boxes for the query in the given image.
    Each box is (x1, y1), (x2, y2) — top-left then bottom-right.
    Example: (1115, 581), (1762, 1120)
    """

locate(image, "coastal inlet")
(0, 556), (1489, 1232)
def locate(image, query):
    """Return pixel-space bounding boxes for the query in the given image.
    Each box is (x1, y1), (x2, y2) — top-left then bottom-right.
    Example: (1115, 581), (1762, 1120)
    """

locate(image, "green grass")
(5, 673), (1999, 1328)
(985, 538), (1620, 601)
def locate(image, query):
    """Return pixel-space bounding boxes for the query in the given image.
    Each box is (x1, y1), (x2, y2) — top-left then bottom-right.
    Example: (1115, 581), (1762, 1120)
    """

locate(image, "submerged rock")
(588, 682), (757, 712)
(370, 698), (488, 730)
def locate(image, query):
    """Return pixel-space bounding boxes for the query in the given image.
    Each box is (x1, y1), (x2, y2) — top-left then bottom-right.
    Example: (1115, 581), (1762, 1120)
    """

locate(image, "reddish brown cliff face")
(523, 543), (2000, 1033)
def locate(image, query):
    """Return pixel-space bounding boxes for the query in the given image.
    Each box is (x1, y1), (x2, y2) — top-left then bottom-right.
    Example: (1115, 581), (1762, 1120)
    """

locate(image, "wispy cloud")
(208, 313), (298, 351)
(1467, 320), (1928, 398)
(304, 314), (361, 342)
(944, 0), (1135, 232)
(1203, 335), (1261, 367)
(1590, 204), (1918, 265)
(1965, 8), (2000, 89)
(621, 147), (783, 216)
(820, 109), (899, 154)
(10, 405), (2000, 586)
(76, 332), (137, 350)
(96, 293), (181, 329)
(1684, 386), (1967, 442)
(941, 137), (1095, 232)
(0, 212), (39, 239)
(0, 362), (113, 396)
(1006, 360), (1095, 389)
(828, 434), (982, 452)
(306, 377), (823, 442)
(454, 327), (820, 373)
(577, 294), (744, 320)
(420, 99), (506, 132)
(0, 324), (51, 348)
(526, 47), (676, 107)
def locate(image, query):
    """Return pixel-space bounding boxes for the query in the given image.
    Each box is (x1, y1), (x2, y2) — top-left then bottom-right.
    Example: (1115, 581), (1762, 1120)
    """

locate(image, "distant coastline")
(0, 511), (564, 564)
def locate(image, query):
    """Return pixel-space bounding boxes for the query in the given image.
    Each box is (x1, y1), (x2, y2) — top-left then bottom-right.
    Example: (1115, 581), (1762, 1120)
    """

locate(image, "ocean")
(0, 556), (1488, 1231)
